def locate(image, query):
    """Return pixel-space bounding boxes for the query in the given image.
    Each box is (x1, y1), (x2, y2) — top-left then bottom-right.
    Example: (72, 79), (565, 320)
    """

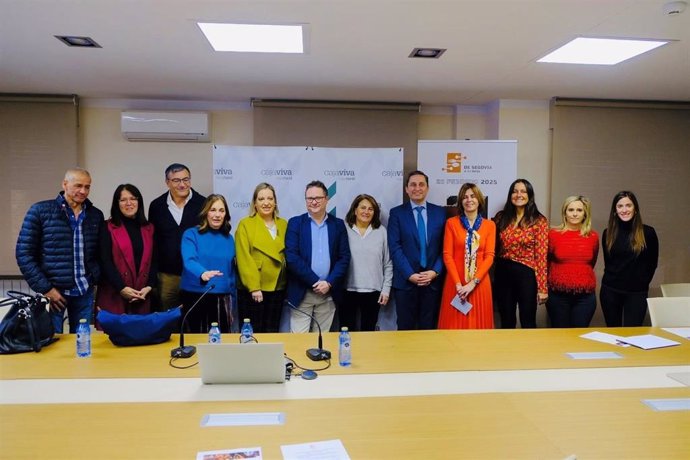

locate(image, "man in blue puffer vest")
(15, 168), (104, 333)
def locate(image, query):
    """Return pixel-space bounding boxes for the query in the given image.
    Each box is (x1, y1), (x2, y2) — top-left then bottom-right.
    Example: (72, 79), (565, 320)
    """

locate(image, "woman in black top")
(600, 191), (658, 327)
(96, 184), (157, 320)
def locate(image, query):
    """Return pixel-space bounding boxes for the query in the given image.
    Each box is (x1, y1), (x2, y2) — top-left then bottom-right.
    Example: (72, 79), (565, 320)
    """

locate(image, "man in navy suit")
(388, 170), (445, 330)
(286, 180), (351, 333)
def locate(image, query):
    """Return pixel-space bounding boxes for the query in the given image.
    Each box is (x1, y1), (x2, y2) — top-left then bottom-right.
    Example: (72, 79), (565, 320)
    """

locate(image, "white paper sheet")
(281, 439), (350, 460)
(566, 352), (623, 360)
(642, 398), (690, 411)
(667, 372), (690, 387)
(450, 294), (472, 315)
(662, 327), (690, 339)
(579, 331), (630, 346)
(201, 412), (285, 427)
(617, 334), (681, 350)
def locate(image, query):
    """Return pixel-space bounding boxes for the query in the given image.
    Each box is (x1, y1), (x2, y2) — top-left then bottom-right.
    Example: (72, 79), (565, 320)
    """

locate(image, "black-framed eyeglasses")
(168, 177), (191, 185)
(305, 196), (326, 203)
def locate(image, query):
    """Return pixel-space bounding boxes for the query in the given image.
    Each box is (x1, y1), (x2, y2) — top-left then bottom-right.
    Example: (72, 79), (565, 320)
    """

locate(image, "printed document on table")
(642, 398), (690, 411)
(662, 327), (690, 339)
(566, 351), (623, 360)
(580, 331), (630, 346)
(450, 294), (472, 315)
(281, 439), (350, 460)
(617, 334), (681, 350)
(197, 447), (262, 460)
(201, 412), (284, 426)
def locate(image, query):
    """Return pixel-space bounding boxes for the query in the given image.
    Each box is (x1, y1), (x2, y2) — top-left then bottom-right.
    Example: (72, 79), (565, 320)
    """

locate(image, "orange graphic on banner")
(443, 152), (466, 173)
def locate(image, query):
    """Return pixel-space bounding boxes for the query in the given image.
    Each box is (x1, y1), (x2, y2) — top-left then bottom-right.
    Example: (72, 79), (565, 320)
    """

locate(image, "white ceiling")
(2, 0), (689, 107)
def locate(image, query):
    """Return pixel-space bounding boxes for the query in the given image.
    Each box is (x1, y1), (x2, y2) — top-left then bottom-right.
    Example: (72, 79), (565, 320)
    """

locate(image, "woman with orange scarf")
(438, 183), (496, 329)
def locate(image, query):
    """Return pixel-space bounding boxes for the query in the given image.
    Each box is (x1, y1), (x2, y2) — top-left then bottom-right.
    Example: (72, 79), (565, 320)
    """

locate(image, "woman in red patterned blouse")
(493, 179), (548, 328)
(547, 196), (599, 327)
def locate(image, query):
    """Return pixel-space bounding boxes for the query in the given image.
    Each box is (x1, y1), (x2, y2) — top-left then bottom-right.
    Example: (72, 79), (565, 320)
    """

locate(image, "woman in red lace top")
(493, 179), (548, 328)
(547, 196), (599, 327)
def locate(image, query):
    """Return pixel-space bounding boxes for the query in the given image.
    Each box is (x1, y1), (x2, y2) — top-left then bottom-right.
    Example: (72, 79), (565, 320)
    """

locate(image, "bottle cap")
(211, 322), (218, 327)
(79, 318), (87, 323)
(341, 326), (348, 331)
(243, 318), (250, 323)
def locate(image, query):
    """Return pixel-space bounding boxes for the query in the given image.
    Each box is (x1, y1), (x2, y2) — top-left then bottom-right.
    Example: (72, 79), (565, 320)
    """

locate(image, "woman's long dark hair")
(495, 179), (543, 231)
(110, 184), (147, 226)
(605, 190), (646, 255)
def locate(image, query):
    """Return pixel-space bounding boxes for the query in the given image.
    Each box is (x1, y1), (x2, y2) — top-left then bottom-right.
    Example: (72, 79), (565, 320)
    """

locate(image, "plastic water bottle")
(76, 318), (91, 358)
(208, 322), (221, 344)
(339, 327), (351, 367)
(240, 318), (254, 343)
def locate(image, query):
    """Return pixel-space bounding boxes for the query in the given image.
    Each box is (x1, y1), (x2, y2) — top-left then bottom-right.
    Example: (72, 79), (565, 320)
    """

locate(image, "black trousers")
(547, 291), (596, 328)
(237, 289), (285, 333)
(599, 285), (648, 327)
(179, 290), (232, 333)
(394, 284), (441, 330)
(494, 258), (538, 329)
(340, 290), (381, 331)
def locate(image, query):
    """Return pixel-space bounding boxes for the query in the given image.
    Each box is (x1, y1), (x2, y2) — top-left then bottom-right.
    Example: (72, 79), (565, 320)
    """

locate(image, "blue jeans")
(51, 289), (94, 334)
(546, 291), (596, 328)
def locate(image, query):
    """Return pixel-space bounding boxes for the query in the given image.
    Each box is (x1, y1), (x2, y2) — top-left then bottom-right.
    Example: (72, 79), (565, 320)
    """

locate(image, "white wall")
(495, 100), (552, 215)
(79, 104), (253, 214)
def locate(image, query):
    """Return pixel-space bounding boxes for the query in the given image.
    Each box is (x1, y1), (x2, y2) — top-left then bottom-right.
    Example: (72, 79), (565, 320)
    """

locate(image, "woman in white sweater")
(342, 194), (393, 331)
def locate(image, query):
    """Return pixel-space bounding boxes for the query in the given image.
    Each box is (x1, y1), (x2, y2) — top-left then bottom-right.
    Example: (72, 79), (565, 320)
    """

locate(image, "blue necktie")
(415, 206), (427, 268)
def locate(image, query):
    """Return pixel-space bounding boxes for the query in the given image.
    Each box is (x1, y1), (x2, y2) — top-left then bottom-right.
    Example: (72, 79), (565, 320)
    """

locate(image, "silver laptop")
(197, 342), (286, 384)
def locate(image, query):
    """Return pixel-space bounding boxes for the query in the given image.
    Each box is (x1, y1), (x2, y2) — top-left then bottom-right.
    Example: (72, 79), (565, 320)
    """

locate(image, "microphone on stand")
(170, 284), (215, 358)
(286, 300), (331, 361)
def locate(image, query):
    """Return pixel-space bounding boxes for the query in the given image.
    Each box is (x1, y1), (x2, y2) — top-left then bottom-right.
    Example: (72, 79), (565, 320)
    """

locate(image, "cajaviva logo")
(261, 168), (293, 177)
(214, 167), (233, 176)
(443, 152), (467, 173)
(323, 169), (355, 177)
(232, 200), (251, 209)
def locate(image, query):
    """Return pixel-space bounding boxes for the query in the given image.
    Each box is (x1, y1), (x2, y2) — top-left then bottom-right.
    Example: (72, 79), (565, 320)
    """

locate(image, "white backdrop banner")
(213, 145), (403, 331)
(417, 140), (518, 218)
(213, 146), (404, 231)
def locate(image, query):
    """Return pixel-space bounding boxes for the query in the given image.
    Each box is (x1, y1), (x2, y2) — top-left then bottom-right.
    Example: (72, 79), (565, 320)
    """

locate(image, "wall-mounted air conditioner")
(121, 111), (210, 142)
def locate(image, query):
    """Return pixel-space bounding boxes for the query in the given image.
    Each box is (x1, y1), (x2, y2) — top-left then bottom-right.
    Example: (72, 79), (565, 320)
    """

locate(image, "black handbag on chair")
(0, 291), (59, 354)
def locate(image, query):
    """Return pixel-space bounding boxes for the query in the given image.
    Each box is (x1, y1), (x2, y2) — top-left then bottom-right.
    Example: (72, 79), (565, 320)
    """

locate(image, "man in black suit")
(148, 163), (206, 310)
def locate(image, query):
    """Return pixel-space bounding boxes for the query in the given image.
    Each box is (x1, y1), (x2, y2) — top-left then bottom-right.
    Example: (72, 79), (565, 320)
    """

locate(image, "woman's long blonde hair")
(556, 195), (592, 236)
(248, 182), (279, 218)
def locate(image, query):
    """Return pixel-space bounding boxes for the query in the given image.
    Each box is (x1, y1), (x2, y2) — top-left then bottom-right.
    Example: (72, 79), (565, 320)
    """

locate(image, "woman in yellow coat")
(438, 183), (496, 329)
(235, 183), (288, 332)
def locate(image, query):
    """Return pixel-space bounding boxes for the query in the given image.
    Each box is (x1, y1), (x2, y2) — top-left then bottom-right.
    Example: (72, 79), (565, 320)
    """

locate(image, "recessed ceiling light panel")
(538, 37), (668, 65)
(198, 23), (305, 53)
(55, 35), (101, 48)
(409, 48), (446, 59)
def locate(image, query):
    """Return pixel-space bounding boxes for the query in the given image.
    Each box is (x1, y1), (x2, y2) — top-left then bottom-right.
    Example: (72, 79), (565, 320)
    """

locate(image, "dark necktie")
(415, 206), (427, 268)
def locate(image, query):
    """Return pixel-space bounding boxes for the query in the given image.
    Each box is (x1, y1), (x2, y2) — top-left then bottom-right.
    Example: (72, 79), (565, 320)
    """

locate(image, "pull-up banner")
(417, 140), (518, 218)
(213, 146), (404, 230)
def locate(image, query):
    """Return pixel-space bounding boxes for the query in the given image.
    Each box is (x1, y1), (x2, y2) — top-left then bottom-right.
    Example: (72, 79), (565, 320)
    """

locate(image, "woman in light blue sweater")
(180, 194), (236, 333)
(342, 194), (393, 331)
